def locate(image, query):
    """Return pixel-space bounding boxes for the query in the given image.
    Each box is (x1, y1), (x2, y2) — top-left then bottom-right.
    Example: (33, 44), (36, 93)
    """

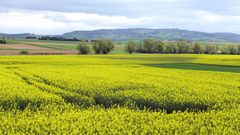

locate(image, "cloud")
(0, 10), (65, 34)
(188, 0), (240, 16)
(0, 10), (155, 34)
(1, 0), (240, 16)
(44, 12), (153, 26)
(0, 0), (240, 34)
(0, 0), (194, 18)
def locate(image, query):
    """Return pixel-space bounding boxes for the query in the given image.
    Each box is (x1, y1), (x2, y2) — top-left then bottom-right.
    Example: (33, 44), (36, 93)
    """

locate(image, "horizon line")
(1, 28), (240, 35)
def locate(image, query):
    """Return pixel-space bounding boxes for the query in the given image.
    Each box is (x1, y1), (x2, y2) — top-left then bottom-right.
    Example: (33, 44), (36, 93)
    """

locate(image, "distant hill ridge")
(1, 28), (240, 42)
(0, 33), (35, 39)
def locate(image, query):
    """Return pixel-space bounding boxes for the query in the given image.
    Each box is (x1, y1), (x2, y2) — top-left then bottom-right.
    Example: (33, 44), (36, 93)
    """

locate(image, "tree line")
(125, 39), (240, 54)
(38, 36), (87, 42)
(77, 39), (114, 54)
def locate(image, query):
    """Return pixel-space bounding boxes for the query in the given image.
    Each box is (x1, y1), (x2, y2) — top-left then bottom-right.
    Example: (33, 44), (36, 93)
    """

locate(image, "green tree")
(204, 45), (218, 54)
(164, 43), (178, 53)
(125, 40), (137, 54)
(220, 46), (228, 54)
(193, 43), (205, 54)
(238, 45), (240, 54)
(93, 40), (114, 54)
(0, 38), (7, 44)
(185, 44), (193, 53)
(154, 40), (164, 53)
(175, 40), (194, 54)
(176, 40), (187, 53)
(143, 38), (155, 53)
(77, 42), (91, 54)
(226, 45), (238, 54)
(136, 42), (144, 53)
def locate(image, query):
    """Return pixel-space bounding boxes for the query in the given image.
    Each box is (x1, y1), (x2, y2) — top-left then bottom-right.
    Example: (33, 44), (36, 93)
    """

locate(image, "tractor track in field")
(5, 67), (213, 113)
(6, 67), (95, 107)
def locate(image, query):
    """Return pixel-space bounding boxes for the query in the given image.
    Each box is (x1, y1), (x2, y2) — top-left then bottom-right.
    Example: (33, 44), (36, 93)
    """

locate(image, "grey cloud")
(1, 0), (240, 17)
(1, 0), (240, 34)
(188, 0), (240, 15)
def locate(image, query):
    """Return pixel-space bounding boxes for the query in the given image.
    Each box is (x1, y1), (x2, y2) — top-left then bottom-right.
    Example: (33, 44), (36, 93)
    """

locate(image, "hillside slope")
(1, 28), (240, 42)
(62, 28), (240, 42)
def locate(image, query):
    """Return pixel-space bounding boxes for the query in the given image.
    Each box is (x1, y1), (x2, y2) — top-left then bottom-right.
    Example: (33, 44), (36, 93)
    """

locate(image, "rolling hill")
(62, 28), (240, 42)
(0, 33), (36, 39)
(1, 28), (240, 42)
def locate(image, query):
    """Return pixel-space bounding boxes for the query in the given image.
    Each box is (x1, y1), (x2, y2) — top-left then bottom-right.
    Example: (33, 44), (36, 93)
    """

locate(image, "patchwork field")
(0, 54), (239, 134)
(0, 39), (80, 55)
(0, 39), (126, 55)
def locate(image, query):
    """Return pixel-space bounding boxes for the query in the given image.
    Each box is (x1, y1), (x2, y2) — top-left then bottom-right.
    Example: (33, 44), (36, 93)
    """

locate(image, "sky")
(0, 0), (240, 34)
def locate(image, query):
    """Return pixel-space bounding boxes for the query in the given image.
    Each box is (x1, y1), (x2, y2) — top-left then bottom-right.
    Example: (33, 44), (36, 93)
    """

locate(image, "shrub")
(226, 45), (238, 54)
(0, 38), (7, 44)
(125, 40), (137, 54)
(143, 38), (155, 53)
(93, 40), (114, 54)
(19, 50), (29, 55)
(141, 38), (165, 53)
(204, 45), (218, 54)
(77, 42), (91, 54)
(193, 43), (205, 54)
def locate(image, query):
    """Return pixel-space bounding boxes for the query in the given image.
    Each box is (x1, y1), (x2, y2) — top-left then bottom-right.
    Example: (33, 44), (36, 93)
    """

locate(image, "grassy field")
(0, 54), (240, 134)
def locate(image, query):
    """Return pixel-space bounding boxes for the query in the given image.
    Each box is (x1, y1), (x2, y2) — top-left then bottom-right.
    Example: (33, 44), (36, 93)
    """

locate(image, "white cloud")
(1, 9), (240, 34)
(45, 12), (153, 26)
(1, 0), (240, 34)
(0, 11), (66, 34)
(0, 10), (155, 34)
(194, 11), (223, 23)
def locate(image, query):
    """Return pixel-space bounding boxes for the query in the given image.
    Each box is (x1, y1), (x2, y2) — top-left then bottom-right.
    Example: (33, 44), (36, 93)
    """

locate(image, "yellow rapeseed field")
(0, 54), (239, 134)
